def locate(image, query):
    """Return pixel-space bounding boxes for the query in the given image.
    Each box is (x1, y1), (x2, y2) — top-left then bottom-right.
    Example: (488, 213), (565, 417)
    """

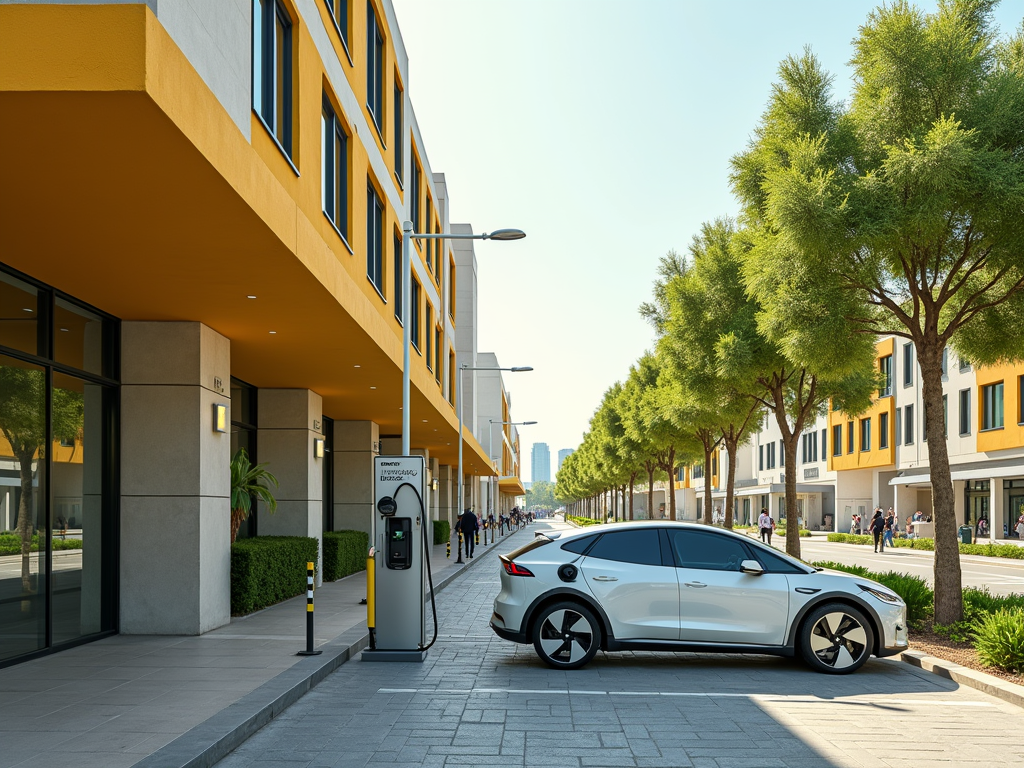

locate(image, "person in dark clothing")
(458, 509), (479, 558)
(870, 509), (886, 553)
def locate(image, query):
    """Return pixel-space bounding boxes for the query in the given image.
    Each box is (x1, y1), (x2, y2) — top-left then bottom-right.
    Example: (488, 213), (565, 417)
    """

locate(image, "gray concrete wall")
(119, 322), (231, 635)
(333, 420), (380, 540)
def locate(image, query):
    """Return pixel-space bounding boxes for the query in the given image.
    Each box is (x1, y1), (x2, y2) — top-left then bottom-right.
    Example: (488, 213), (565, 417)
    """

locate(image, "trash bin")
(958, 525), (972, 545)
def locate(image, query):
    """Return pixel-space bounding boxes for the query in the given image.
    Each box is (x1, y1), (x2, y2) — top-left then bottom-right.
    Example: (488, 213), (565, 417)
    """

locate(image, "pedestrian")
(758, 508), (772, 544)
(870, 509), (886, 553)
(1016, 518), (1024, 540)
(458, 508), (479, 558)
(883, 511), (894, 548)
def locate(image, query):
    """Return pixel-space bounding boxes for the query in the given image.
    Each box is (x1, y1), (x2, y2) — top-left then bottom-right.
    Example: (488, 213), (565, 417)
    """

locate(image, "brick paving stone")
(213, 522), (1024, 768)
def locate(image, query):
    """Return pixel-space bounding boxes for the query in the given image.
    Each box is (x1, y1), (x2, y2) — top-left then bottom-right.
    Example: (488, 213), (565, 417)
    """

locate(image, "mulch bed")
(909, 623), (1024, 686)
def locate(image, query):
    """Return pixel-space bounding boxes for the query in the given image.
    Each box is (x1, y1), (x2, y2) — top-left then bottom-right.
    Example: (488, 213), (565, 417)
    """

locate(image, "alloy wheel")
(808, 611), (869, 670)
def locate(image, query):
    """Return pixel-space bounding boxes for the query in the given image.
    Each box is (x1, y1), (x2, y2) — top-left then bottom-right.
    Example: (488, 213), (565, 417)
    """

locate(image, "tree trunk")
(629, 474), (635, 520)
(230, 508), (246, 543)
(646, 462), (655, 520)
(16, 448), (36, 594)
(667, 447), (677, 521)
(703, 444), (714, 525)
(781, 432), (800, 557)
(724, 433), (739, 529)
(919, 343), (963, 624)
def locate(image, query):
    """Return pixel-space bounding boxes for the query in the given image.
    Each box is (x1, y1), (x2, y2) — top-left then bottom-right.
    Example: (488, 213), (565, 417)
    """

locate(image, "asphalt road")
(764, 537), (1024, 597)
(214, 520), (1023, 768)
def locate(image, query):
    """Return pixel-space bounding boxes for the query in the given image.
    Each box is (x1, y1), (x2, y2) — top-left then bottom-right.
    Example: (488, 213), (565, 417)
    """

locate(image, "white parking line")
(377, 687), (994, 706)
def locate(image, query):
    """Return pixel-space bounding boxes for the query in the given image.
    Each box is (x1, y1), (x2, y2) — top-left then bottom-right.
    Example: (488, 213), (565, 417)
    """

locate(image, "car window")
(751, 545), (807, 574)
(584, 530), (663, 566)
(668, 529), (748, 571)
(560, 534), (599, 555)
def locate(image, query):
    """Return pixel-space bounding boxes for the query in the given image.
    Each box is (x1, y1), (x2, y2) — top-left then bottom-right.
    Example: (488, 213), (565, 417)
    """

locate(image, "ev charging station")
(362, 455), (432, 662)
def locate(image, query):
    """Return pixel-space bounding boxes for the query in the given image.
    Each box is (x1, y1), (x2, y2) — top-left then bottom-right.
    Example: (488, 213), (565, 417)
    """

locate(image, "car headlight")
(858, 583), (903, 605)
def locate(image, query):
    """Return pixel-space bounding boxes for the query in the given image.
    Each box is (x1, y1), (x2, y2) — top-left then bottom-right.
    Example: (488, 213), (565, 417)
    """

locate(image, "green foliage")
(526, 481), (558, 511)
(433, 520), (451, 545)
(826, 533), (875, 545)
(872, 572), (934, 624)
(322, 530), (368, 582)
(959, 542), (1024, 559)
(812, 560), (873, 578)
(774, 528), (811, 537)
(0, 533), (83, 555)
(566, 515), (602, 527)
(231, 448), (279, 518)
(973, 609), (1024, 673)
(828, 533), (1021, 558)
(938, 588), (1024, 643)
(230, 536), (318, 615)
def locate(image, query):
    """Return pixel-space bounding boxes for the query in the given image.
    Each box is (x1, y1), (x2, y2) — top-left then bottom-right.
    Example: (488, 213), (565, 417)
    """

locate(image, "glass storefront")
(0, 265), (118, 666)
(230, 377), (258, 540)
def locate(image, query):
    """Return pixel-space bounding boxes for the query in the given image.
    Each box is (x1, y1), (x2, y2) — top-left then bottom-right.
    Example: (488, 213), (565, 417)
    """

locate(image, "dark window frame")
(959, 388), (971, 436)
(366, 182), (385, 296)
(252, 0), (294, 161)
(321, 95), (350, 245)
(902, 343), (914, 387)
(982, 381), (1004, 431)
(879, 411), (889, 450)
(393, 231), (403, 323)
(393, 79), (403, 184)
(832, 424), (842, 456)
(365, 1), (385, 135)
(323, 0), (351, 60)
(879, 354), (893, 397)
(904, 404), (915, 445)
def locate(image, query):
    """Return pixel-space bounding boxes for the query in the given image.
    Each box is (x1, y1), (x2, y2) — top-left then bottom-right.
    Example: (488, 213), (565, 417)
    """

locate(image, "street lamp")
(457, 365), (533, 522)
(400, 222), (525, 456)
(489, 419), (537, 536)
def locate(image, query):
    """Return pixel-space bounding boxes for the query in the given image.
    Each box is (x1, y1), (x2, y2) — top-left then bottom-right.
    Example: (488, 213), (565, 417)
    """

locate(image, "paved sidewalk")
(0, 525), (534, 768)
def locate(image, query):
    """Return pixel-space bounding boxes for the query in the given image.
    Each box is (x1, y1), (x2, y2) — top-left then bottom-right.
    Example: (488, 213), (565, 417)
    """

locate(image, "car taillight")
(503, 560), (534, 577)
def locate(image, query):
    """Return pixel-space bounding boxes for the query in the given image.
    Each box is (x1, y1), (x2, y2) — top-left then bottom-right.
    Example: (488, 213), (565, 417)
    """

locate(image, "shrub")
(973, 608), (1024, 673)
(231, 536), (318, 616)
(826, 533), (874, 545)
(812, 560), (873, 578)
(567, 515), (602, 526)
(433, 520), (451, 545)
(774, 527), (811, 537)
(323, 530), (368, 582)
(961, 542), (1024, 559)
(0, 533), (82, 555)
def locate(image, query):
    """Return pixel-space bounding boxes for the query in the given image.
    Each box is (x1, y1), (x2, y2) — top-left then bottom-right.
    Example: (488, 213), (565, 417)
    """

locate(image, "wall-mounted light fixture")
(314, 438), (325, 459)
(431, 478), (439, 492)
(213, 403), (228, 433)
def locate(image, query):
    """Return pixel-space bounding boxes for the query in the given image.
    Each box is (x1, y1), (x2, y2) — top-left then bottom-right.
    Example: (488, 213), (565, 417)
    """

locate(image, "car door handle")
(683, 581), (708, 588)
(591, 576), (618, 582)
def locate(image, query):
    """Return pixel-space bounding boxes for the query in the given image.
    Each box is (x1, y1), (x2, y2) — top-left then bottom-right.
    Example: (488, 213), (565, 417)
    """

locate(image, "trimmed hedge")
(231, 536), (318, 616)
(566, 515), (602, 527)
(433, 520), (451, 545)
(0, 533), (83, 555)
(774, 528), (812, 537)
(826, 533), (1023, 558)
(323, 530), (368, 582)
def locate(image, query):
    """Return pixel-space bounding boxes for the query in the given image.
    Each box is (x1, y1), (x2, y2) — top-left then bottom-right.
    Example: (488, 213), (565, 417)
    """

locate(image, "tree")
(0, 365), (83, 592)
(526, 480), (558, 512)
(230, 448), (278, 543)
(731, 2), (1024, 622)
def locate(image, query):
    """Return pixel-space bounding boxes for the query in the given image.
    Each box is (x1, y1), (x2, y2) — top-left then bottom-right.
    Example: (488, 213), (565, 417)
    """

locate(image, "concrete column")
(120, 322), (230, 635)
(333, 420), (379, 540)
(437, 464), (454, 529)
(428, 457), (440, 522)
(257, 389), (323, 585)
(953, 480), (966, 525)
(990, 478), (1004, 541)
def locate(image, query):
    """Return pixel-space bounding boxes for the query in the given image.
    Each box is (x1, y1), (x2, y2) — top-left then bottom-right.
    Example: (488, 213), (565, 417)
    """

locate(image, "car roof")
(557, 521), (750, 539)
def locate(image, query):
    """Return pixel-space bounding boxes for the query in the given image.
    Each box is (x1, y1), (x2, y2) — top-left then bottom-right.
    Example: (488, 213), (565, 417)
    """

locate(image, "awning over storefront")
(498, 476), (526, 496)
(889, 463), (1024, 486)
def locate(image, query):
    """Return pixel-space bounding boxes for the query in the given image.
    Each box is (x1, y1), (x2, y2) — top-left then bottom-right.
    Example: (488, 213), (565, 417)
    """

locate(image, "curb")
(899, 650), (1024, 709)
(134, 529), (525, 768)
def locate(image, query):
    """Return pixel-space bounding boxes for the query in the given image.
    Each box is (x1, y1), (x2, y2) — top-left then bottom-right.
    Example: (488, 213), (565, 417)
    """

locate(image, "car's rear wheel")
(799, 602), (874, 674)
(531, 601), (600, 670)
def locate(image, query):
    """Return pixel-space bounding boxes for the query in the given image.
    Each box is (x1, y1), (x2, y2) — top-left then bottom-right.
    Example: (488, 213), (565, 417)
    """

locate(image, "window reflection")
(54, 298), (107, 377)
(0, 272), (40, 357)
(0, 355), (47, 661)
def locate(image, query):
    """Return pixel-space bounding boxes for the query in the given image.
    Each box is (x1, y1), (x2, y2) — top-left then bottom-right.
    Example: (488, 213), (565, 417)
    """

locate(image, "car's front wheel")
(531, 601), (600, 670)
(799, 602), (874, 674)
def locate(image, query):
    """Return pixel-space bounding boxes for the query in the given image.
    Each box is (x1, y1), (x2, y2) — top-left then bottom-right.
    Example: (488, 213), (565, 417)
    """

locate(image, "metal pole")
(402, 221), (413, 456)
(458, 361), (464, 518)
(297, 562), (322, 656)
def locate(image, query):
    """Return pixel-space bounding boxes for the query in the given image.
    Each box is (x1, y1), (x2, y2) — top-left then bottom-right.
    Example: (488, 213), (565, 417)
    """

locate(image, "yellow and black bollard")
(366, 547), (376, 649)
(446, 536), (451, 559)
(297, 561), (322, 656)
(475, 529), (480, 546)
(456, 530), (464, 564)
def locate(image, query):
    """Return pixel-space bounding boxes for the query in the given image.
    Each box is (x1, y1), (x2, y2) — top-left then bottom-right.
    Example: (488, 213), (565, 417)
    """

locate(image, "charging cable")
(389, 482), (439, 651)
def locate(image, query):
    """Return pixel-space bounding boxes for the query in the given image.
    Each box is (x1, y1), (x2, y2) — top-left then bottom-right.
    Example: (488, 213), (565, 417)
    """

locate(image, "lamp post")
(457, 365), (533, 530)
(489, 419), (536, 537)
(401, 223), (524, 456)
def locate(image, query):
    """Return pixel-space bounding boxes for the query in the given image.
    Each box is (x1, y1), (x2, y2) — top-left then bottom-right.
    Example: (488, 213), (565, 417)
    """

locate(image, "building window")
(832, 424), (842, 456)
(366, 184), (384, 294)
(411, 279), (420, 351)
(982, 382), (1004, 430)
(960, 355), (971, 373)
(767, 442), (776, 469)
(324, 0), (348, 48)
(879, 412), (889, 449)
(1019, 375), (1024, 424)
(393, 80), (403, 181)
(904, 404), (914, 444)
(941, 348), (948, 376)
(434, 327), (442, 383)
(449, 258), (456, 319)
(759, 444), (764, 471)
(393, 233), (402, 322)
(903, 343), (913, 387)
(253, 0), (293, 156)
(880, 354), (892, 397)
(959, 388), (971, 436)
(820, 428), (826, 460)
(778, 440), (784, 467)
(411, 159), (421, 232)
(425, 198), (433, 272)
(321, 96), (348, 240)
(860, 418), (871, 452)
(847, 421), (854, 454)
(895, 408), (902, 446)
(448, 351), (456, 404)
(366, 2), (384, 132)
(425, 305), (433, 370)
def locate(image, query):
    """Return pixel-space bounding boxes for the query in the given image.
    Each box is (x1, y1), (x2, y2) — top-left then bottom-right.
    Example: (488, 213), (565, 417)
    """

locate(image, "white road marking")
(377, 687), (993, 706)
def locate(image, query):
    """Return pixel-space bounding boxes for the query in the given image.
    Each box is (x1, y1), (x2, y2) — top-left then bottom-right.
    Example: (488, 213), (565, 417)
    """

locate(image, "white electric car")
(490, 522), (908, 674)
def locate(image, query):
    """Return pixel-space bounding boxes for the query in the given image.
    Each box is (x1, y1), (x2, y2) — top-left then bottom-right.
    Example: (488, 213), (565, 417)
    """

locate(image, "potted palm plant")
(230, 448), (279, 543)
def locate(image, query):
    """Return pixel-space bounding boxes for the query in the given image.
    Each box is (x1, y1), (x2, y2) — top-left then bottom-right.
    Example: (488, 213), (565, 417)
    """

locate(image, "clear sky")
(390, 0), (1022, 483)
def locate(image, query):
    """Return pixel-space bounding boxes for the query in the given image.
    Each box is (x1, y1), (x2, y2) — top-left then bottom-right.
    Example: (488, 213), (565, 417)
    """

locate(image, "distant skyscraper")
(531, 442), (551, 483)
(557, 448), (574, 472)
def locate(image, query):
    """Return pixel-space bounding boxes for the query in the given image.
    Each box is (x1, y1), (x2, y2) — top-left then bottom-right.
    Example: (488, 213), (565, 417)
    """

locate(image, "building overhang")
(498, 476), (526, 496)
(0, 5), (492, 473)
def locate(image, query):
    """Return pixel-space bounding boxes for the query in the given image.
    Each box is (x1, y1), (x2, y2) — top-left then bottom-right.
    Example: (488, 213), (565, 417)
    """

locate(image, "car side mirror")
(740, 559), (764, 575)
